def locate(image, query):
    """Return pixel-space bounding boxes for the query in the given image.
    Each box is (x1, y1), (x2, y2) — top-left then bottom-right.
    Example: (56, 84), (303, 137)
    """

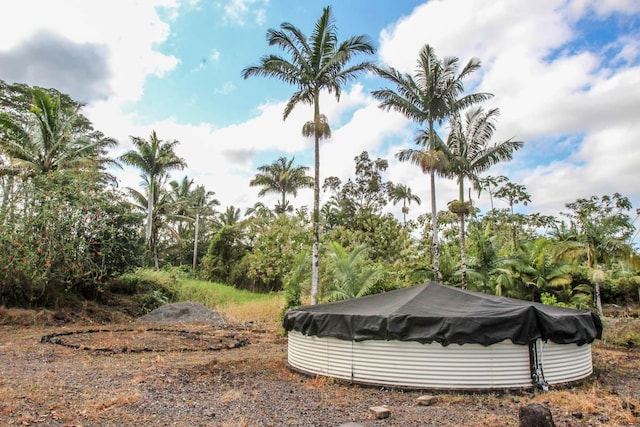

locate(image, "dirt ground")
(0, 305), (638, 427)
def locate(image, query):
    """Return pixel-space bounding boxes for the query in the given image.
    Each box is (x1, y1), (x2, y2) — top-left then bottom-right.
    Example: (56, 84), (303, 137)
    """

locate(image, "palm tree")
(125, 175), (176, 270)
(0, 88), (117, 178)
(119, 130), (186, 269)
(390, 184), (421, 226)
(242, 6), (375, 304)
(168, 177), (220, 268)
(168, 176), (196, 238)
(441, 106), (523, 288)
(219, 205), (242, 227)
(188, 184), (219, 269)
(495, 181), (531, 252)
(245, 201), (275, 219)
(553, 194), (635, 316)
(476, 175), (508, 211)
(323, 242), (386, 302)
(373, 44), (491, 282)
(249, 156), (313, 214)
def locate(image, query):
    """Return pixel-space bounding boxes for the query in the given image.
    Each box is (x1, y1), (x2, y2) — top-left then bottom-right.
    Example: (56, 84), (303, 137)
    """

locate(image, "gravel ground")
(0, 303), (638, 426)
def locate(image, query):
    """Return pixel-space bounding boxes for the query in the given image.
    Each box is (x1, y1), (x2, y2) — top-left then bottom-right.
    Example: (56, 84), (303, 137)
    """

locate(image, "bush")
(0, 171), (144, 307)
(106, 268), (179, 313)
(603, 276), (640, 305)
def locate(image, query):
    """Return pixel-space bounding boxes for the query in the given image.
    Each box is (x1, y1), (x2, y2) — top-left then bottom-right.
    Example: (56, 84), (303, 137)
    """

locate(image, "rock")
(337, 423), (363, 427)
(136, 301), (226, 326)
(416, 395), (438, 406)
(519, 403), (556, 427)
(369, 405), (391, 419)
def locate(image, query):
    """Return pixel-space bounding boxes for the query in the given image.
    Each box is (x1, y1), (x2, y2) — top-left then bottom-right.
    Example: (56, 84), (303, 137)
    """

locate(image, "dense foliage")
(0, 84), (143, 305)
(1, 24), (639, 315)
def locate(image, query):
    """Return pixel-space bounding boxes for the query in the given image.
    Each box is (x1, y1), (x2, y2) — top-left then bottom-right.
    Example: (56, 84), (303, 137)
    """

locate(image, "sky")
(1, 0), (640, 237)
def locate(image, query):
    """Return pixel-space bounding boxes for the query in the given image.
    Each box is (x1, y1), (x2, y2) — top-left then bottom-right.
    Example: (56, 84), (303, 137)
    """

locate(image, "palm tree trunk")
(152, 234), (159, 271)
(430, 169), (440, 282)
(428, 120), (440, 282)
(402, 200), (407, 226)
(311, 97), (321, 304)
(594, 278), (603, 316)
(460, 215), (467, 288)
(192, 212), (199, 270)
(510, 202), (517, 252)
(592, 265), (604, 317)
(281, 188), (287, 215)
(459, 179), (467, 289)
(146, 190), (153, 243)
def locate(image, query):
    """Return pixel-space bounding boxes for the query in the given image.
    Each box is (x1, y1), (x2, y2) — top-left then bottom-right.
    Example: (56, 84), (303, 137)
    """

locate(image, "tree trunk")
(192, 212), (199, 270)
(152, 234), (159, 271)
(428, 120), (440, 282)
(459, 179), (467, 289)
(402, 201), (407, 227)
(593, 282), (602, 317)
(510, 202), (517, 252)
(593, 269), (604, 317)
(430, 169), (440, 282)
(146, 188), (153, 243)
(311, 97), (321, 305)
(460, 213), (467, 288)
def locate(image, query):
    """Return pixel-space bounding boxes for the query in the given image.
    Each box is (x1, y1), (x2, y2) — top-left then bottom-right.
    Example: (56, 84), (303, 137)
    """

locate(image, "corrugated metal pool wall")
(287, 331), (593, 390)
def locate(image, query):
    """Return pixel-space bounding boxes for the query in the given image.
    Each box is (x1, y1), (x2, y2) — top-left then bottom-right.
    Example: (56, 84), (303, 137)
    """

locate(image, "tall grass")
(175, 277), (284, 329)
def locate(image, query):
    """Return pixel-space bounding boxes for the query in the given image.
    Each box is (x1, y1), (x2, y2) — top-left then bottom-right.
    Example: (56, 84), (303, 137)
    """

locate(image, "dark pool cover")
(283, 282), (602, 346)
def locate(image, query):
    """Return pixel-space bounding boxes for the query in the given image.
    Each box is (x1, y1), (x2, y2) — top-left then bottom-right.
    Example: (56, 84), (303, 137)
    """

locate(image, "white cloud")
(0, 0), (179, 103)
(210, 48), (221, 61)
(376, 0), (640, 221)
(221, 0), (269, 26)
(213, 81), (237, 95)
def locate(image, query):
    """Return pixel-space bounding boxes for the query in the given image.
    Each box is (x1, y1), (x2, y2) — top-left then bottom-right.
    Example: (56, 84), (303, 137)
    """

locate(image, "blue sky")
(1, 0), (640, 237)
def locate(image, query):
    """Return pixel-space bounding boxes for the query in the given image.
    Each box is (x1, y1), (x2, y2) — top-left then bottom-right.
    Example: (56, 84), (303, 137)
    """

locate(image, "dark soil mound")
(137, 301), (226, 326)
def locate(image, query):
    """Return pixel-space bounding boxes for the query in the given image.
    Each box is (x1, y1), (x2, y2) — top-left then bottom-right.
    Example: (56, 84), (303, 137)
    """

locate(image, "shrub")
(0, 171), (144, 306)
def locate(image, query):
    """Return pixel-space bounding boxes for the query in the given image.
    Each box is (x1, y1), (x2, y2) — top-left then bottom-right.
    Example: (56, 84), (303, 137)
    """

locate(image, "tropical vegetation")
(0, 8), (638, 317)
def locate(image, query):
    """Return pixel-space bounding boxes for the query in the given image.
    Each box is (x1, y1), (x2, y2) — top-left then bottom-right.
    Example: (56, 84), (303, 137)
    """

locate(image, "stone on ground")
(519, 403), (556, 427)
(136, 301), (226, 326)
(369, 405), (390, 419)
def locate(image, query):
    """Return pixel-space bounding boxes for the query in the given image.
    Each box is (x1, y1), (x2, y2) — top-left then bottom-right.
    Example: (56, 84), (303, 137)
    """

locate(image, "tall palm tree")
(390, 183), (421, 226)
(125, 175), (176, 270)
(168, 176), (219, 268)
(188, 184), (219, 270)
(373, 44), (491, 282)
(119, 131), (186, 269)
(167, 176), (197, 238)
(494, 181), (531, 252)
(249, 156), (313, 214)
(242, 6), (375, 304)
(219, 205), (242, 227)
(441, 106), (523, 288)
(0, 88), (117, 178)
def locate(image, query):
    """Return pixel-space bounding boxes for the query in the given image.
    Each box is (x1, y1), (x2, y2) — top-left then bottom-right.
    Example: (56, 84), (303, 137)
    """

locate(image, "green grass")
(175, 277), (277, 307)
(174, 277), (284, 328)
(108, 269), (285, 328)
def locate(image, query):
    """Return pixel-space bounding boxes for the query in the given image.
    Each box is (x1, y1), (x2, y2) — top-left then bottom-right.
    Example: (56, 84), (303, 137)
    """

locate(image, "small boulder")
(416, 395), (438, 406)
(519, 403), (556, 427)
(369, 405), (391, 419)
